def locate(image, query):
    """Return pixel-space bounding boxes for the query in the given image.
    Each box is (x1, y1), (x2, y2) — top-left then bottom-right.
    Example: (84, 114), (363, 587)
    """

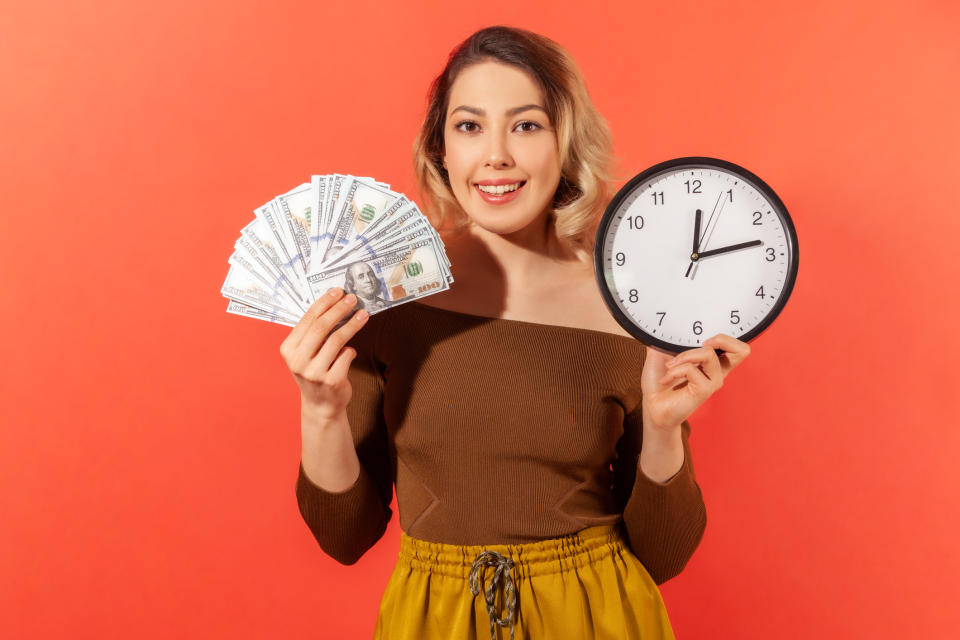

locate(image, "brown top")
(295, 302), (707, 584)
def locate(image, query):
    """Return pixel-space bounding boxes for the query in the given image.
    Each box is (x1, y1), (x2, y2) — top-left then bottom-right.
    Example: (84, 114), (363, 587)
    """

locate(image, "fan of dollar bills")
(222, 174), (453, 327)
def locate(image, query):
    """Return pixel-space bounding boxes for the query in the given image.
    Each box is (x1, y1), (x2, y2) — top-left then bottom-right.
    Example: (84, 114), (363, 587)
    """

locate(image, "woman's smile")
(474, 179), (527, 203)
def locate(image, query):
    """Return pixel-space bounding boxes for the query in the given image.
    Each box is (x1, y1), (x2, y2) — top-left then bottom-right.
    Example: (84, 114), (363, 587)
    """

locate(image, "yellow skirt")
(373, 523), (676, 640)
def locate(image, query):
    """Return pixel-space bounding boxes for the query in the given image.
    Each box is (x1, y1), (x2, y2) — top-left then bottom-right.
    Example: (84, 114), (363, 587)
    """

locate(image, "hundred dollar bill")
(226, 300), (297, 327)
(352, 200), (450, 270)
(318, 175), (388, 260)
(239, 219), (309, 307)
(327, 219), (437, 273)
(227, 252), (305, 316)
(322, 203), (422, 268)
(334, 196), (412, 253)
(306, 237), (450, 314)
(319, 179), (402, 265)
(316, 173), (348, 261)
(274, 182), (313, 279)
(234, 233), (307, 312)
(254, 198), (308, 290)
(309, 174), (330, 264)
(221, 263), (302, 321)
(224, 173), (450, 330)
(320, 196), (411, 268)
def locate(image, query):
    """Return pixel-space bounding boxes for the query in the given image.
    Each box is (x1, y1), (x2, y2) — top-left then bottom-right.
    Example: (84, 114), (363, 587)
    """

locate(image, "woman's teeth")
(477, 182), (523, 195)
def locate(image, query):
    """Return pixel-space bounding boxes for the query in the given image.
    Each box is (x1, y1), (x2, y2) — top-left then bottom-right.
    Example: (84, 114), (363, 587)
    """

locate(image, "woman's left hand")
(640, 333), (752, 433)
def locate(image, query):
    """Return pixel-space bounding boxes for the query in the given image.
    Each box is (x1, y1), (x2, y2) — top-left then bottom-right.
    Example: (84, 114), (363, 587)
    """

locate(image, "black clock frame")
(593, 156), (799, 354)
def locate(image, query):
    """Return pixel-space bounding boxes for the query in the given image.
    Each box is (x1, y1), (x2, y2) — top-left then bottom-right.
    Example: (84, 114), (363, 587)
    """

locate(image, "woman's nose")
(484, 131), (514, 168)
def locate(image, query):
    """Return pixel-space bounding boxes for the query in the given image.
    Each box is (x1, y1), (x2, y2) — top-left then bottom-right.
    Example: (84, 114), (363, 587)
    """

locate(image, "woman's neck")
(436, 214), (593, 314)
(454, 215), (584, 274)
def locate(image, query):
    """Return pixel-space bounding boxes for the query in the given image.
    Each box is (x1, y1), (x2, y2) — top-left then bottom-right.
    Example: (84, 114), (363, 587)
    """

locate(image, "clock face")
(595, 157), (798, 353)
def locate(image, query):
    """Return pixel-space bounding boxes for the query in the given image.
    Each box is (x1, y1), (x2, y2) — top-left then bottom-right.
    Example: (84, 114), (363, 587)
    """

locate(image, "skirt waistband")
(397, 523), (626, 580)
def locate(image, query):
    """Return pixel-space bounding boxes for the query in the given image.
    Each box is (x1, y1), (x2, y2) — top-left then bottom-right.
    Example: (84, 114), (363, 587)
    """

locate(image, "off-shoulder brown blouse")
(295, 302), (707, 584)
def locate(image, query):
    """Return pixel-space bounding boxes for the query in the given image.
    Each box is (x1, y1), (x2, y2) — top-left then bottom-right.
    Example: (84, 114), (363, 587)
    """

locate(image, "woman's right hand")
(279, 287), (370, 422)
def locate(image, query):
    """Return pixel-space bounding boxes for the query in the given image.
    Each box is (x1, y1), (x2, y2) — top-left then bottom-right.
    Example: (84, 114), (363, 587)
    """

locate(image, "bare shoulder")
(563, 274), (635, 339)
(417, 231), (634, 339)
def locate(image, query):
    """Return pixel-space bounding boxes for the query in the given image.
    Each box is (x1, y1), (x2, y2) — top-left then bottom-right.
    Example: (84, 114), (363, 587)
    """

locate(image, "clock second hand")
(686, 191), (727, 280)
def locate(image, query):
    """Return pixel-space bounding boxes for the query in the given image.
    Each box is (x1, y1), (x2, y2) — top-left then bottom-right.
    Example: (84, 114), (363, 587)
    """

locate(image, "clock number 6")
(693, 320), (703, 335)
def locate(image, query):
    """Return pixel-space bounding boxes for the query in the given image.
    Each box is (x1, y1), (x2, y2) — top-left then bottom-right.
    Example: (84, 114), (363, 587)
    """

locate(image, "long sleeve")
(294, 314), (394, 565)
(612, 407), (707, 585)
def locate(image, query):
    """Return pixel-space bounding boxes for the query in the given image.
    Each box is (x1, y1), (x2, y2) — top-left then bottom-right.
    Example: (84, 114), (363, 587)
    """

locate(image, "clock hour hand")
(696, 239), (763, 259)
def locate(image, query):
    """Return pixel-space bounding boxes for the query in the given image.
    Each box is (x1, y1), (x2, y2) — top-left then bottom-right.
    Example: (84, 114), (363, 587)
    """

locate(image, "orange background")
(2, 0), (958, 638)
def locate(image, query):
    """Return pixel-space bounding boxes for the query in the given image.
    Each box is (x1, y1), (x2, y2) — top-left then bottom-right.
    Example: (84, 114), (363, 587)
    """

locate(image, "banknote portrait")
(343, 260), (391, 312)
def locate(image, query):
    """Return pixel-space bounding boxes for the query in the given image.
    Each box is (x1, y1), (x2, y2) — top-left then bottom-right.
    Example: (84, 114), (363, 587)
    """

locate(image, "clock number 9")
(627, 215), (644, 230)
(615, 252), (626, 266)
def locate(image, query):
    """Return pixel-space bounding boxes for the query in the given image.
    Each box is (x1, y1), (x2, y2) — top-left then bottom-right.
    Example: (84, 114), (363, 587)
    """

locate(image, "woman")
(284, 26), (751, 640)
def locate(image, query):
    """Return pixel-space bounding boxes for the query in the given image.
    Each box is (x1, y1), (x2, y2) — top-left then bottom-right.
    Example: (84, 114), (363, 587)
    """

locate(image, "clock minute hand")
(697, 239), (763, 259)
(684, 209), (704, 278)
(693, 208), (702, 254)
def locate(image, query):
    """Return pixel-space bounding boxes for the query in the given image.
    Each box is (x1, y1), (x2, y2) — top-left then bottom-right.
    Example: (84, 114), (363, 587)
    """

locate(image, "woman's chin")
(461, 205), (551, 238)
(467, 216), (542, 237)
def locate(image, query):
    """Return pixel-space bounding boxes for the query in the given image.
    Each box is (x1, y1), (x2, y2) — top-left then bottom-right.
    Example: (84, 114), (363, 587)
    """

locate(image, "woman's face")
(442, 61), (562, 236)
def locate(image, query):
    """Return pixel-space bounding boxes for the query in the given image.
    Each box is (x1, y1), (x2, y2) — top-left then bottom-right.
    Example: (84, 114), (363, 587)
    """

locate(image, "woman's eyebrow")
(449, 104), (547, 117)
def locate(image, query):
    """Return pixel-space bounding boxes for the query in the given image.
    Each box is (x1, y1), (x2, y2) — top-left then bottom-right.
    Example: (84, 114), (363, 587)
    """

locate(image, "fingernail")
(343, 293), (356, 304)
(355, 309), (369, 321)
(327, 287), (342, 297)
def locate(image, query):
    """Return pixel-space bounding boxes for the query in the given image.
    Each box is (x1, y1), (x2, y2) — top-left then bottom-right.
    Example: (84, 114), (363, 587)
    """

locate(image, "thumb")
(641, 345), (674, 391)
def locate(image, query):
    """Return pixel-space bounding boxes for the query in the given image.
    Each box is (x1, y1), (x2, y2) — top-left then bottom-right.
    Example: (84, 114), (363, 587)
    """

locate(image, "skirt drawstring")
(468, 549), (517, 640)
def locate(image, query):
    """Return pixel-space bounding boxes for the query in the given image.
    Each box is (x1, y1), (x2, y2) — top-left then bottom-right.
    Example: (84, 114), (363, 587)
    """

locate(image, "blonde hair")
(412, 26), (616, 256)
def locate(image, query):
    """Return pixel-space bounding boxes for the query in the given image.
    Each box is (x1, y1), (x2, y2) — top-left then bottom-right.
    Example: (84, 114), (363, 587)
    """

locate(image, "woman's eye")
(455, 121), (479, 133)
(516, 121), (542, 132)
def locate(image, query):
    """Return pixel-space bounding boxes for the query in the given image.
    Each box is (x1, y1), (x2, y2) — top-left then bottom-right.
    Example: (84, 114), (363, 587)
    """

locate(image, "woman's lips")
(474, 181), (526, 204)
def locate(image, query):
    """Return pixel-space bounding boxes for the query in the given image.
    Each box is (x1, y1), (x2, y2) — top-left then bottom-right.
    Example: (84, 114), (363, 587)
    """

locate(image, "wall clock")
(594, 157), (799, 354)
